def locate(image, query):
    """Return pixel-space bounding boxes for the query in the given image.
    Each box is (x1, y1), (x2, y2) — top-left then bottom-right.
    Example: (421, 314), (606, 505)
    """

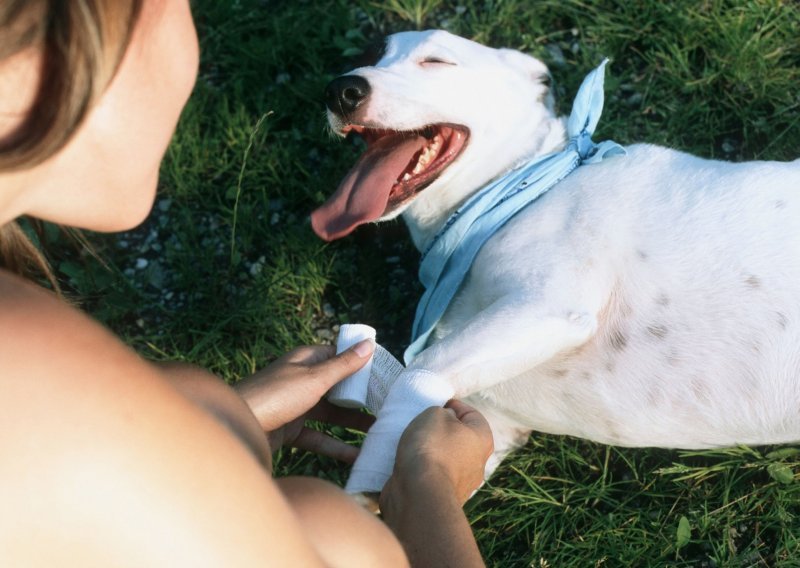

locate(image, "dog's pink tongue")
(311, 133), (425, 241)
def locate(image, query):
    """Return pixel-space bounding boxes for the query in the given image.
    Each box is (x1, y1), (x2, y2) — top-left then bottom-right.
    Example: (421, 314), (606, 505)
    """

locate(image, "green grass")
(49, 0), (800, 565)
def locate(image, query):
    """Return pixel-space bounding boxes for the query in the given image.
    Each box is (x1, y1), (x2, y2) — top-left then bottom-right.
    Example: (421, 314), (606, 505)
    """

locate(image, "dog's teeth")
(407, 133), (445, 179)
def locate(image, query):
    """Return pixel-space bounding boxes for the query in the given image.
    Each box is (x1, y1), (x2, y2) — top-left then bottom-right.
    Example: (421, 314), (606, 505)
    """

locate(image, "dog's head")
(311, 30), (563, 245)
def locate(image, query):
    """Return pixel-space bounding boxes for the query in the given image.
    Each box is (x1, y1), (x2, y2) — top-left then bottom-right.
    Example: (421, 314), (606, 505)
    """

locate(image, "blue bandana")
(404, 59), (626, 365)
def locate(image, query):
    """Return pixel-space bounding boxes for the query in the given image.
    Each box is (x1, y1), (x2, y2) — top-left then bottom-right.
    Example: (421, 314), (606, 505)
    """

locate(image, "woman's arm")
(158, 341), (375, 469)
(381, 467), (485, 567)
(380, 401), (493, 567)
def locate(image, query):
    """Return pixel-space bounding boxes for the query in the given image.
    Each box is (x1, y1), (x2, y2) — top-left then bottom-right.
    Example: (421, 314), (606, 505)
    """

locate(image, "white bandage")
(327, 324), (406, 414)
(344, 368), (454, 494)
(326, 324), (376, 408)
(366, 344), (405, 414)
(326, 323), (454, 494)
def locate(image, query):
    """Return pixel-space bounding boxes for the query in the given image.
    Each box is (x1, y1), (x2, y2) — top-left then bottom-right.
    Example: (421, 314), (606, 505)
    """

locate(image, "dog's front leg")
(410, 297), (599, 396)
(345, 296), (600, 495)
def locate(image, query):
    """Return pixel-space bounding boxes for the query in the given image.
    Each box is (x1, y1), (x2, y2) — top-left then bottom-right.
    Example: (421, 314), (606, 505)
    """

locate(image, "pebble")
(722, 139), (737, 154)
(315, 328), (335, 342)
(545, 44), (567, 68)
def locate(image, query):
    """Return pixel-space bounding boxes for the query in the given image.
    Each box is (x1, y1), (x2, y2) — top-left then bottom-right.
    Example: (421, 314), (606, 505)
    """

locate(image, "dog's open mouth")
(311, 123), (469, 241)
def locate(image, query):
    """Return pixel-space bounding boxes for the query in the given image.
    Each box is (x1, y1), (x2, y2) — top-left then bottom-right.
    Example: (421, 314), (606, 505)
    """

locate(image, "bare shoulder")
(0, 269), (145, 378)
(0, 270), (325, 567)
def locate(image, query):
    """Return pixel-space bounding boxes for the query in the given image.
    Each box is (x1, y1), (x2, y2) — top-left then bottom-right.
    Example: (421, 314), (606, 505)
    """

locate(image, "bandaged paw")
(344, 368), (455, 494)
(326, 324), (454, 493)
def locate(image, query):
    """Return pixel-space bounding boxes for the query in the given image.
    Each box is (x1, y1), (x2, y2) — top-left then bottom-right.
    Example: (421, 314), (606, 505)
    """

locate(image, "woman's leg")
(277, 477), (409, 568)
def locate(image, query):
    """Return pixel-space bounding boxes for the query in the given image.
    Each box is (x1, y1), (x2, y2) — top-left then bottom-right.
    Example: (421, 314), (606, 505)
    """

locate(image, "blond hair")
(0, 0), (143, 288)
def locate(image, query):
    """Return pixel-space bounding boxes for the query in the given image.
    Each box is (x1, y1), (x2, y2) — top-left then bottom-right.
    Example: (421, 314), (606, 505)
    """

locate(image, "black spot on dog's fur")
(609, 329), (627, 351)
(647, 324), (669, 340)
(744, 274), (761, 289)
(691, 378), (711, 404)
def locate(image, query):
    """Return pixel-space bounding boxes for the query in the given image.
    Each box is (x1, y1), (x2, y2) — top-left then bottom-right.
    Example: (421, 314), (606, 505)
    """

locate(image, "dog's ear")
(350, 36), (388, 69)
(498, 48), (555, 110)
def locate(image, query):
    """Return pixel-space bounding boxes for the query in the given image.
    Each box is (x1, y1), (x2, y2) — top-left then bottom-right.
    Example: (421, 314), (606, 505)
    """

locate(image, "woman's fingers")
(306, 339), (374, 390)
(307, 399), (375, 432)
(282, 344), (336, 366)
(292, 427), (360, 463)
(446, 399), (491, 432)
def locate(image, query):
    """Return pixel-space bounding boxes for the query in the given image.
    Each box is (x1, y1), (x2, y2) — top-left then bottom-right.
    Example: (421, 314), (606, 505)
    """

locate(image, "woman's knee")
(276, 476), (409, 568)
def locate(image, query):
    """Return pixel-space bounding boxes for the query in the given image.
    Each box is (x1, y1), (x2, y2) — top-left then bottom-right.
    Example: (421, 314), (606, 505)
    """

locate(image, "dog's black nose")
(325, 75), (371, 116)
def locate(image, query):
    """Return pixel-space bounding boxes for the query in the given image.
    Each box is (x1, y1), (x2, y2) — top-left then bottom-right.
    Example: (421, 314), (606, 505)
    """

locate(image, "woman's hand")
(382, 399), (494, 506)
(378, 399), (493, 568)
(235, 341), (376, 463)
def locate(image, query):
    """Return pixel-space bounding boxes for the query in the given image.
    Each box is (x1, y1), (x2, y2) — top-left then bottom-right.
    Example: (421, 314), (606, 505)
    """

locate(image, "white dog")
(311, 30), (800, 489)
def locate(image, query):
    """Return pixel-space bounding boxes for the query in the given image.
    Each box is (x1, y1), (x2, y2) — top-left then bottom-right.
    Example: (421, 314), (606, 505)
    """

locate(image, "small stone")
(249, 262), (264, 276)
(315, 328), (335, 342)
(545, 44), (567, 68)
(626, 93), (643, 106)
(135, 258), (149, 270)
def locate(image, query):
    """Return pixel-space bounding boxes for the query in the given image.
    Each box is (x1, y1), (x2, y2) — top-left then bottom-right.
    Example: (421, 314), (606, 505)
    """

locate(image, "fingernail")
(352, 339), (374, 358)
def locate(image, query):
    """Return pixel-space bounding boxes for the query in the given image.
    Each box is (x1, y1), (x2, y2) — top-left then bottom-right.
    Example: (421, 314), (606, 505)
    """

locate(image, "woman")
(0, 1), (492, 566)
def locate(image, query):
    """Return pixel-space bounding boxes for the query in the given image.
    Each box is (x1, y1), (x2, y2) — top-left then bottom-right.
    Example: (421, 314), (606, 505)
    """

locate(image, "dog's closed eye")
(420, 56), (457, 67)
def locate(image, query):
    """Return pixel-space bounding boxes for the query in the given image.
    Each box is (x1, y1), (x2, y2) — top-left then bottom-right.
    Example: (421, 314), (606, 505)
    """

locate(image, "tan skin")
(0, 0), (493, 566)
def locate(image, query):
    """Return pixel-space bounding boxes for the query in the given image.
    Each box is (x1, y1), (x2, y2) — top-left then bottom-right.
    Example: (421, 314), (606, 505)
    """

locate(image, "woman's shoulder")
(0, 268), (136, 376)
(0, 267), (181, 429)
(0, 269), (328, 567)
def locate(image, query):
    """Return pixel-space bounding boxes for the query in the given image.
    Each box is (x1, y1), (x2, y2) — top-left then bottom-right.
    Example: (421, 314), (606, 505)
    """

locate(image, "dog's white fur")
(329, 30), (800, 475)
